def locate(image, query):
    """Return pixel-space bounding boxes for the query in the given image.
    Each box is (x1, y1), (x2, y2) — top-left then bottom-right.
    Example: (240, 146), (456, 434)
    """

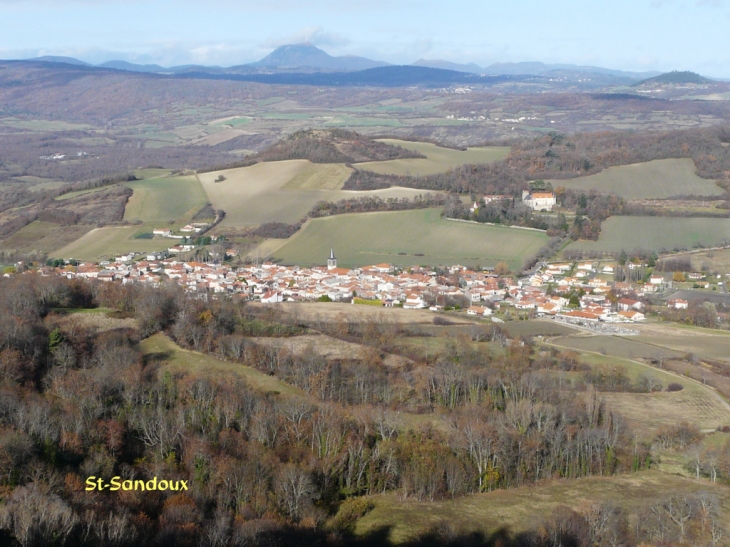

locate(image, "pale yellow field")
(51, 226), (170, 261)
(198, 160), (444, 228)
(355, 139), (510, 176)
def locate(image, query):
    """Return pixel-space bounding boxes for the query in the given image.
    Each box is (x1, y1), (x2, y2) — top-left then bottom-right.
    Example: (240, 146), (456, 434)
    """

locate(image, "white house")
(522, 190), (556, 211)
(260, 290), (283, 303)
(668, 298), (689, 310)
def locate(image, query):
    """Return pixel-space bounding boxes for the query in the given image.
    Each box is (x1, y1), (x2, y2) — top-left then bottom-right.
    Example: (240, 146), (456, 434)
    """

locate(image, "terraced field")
(271, 209), (549, 269)
(567, 216), (730, 253)
(355, 139), (510, 176)
(550, 158), (724, 199)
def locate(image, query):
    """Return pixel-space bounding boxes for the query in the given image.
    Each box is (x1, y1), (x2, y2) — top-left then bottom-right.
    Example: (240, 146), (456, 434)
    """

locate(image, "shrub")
(667, 382), (684, 392)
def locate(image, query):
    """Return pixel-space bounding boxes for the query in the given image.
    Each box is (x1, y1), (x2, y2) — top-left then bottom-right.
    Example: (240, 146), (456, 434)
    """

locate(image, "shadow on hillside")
(245, 525), (573, 547)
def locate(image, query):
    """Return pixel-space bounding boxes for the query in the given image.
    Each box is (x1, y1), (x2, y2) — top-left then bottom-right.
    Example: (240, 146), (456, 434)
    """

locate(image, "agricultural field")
(249, 301), (475, 324)
(544, 334), (730, 434)
(198, 160), (444, 228)
(271, 209), (549, 269)
(51, 226), (170, 261)
(673, 247), (730, 273)
(566, 216), (730, 253)
(354, 471), (730, 544)
(355, 139), (510, 176)
(0, 221), (91, 254)
(124, 173), (208, 224)
(548, 334), (685, 361)
(500, 319), (580, 337)
(550, 158), (724, 199)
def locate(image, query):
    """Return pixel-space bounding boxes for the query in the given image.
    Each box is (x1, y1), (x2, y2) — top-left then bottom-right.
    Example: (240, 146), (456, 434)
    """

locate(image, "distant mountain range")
(24, 43), (668, 81)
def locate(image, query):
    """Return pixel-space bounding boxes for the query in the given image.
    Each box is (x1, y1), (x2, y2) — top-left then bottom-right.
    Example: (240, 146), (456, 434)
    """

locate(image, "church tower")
(327, 248), (337, 270)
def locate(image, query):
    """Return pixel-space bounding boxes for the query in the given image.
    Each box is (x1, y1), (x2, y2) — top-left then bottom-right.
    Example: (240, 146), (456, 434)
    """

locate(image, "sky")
(1, 0), (729, 77)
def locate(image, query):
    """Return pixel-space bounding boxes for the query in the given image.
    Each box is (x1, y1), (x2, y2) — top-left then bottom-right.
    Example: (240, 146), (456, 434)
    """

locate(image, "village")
(17, 244), (716, 329)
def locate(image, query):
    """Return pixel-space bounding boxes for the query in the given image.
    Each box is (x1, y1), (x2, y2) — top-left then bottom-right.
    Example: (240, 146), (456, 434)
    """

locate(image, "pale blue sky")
(1, 0), (728, 76)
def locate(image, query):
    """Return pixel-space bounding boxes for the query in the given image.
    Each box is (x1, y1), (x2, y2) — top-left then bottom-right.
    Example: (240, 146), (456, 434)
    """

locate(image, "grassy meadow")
(353, 471), (730, 544)
(566, 216), (730, 253)
(198, 160), (445, 228)
(140, 334), (308, 399)
(550, 158), (724, 199)
(271, 209), (549, 269)
(124, 174), (208, 223)
(0, 221), (91, 254)
(355, 139), (510, 176)
(51, 226), (170, 261)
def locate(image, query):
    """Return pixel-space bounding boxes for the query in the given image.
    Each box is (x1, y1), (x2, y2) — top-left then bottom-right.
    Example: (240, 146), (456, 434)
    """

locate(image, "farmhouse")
(618, 310), (645, 322)
(618, 298), (644, 312)
(153, 228), (172, 237)
(668, 298), (689, 309)
(522, 190), (556, 211)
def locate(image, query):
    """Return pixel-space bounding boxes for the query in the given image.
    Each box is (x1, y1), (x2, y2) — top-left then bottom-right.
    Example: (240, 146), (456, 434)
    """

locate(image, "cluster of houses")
(22, 249), (691, 324)
(152, 223), (210, 239)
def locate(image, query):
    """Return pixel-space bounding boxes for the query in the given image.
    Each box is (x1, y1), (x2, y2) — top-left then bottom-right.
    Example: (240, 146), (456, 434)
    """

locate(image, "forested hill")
(345, 125), (730, 196)
(197, 129), (425, 173)
(634, 70), (713, 86)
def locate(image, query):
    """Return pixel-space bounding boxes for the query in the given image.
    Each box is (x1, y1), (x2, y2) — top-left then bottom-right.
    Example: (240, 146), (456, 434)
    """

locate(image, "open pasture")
(271, 209), (549, 269)
(124, 174), (208, 223)
(355, 139), (510, 176)
(198, 160), (444, 228)
(566, 216), (730, 253)
(550, 158), (723, 199)
(51, 226), (170, 261)
(140, 334), (306, 398)
(0, 221), (91, 254)
(354, 471), (730, 544)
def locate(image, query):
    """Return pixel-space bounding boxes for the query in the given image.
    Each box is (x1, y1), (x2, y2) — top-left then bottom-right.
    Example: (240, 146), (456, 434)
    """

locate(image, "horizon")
(1, 0), (729, 78)
(4, 41), (712, 81)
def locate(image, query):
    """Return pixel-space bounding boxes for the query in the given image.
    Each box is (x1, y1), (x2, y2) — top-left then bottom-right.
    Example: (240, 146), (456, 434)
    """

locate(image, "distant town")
(10, 245), (726, 330)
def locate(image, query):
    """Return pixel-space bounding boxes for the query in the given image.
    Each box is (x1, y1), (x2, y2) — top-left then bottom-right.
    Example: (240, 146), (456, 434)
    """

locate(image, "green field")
(124, 174), (208, 223)
(567, 216), (730, 253)
(0, 221), (91, 254)
(354, 471), (730, 544)
(51, 226), (170, 261)
(355, 139), (510, 176)
(198, 160), (444, 228)
(551, 158), (724, 199)
(271, 209), (549, 269)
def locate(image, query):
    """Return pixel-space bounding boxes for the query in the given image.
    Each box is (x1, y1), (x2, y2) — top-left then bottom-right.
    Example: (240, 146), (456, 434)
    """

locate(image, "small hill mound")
(198, 130), (425, 173)
(633, 70), (712, 86)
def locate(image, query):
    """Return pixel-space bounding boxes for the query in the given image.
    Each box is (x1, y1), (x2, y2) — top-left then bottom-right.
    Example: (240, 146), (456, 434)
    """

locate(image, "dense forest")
(0, 274), (728, 546)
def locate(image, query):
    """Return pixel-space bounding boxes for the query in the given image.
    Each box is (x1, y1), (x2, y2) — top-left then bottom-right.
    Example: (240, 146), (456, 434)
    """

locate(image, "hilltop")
(197, 129), (426, 173)
(634, 70), (713, 86)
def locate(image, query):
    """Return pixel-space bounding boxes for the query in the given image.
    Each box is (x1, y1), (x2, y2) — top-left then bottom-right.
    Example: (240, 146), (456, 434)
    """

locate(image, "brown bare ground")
(250, 302), (476, 324)
(54, 312), (137, 333)
(253, 333), (411, 368)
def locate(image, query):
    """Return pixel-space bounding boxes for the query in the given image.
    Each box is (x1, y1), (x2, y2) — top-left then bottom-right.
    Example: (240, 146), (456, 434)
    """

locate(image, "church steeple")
(327, 248), (337, 270)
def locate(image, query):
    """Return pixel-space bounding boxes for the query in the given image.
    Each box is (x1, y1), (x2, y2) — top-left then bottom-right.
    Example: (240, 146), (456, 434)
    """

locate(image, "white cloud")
(262, 27), (350, 50)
